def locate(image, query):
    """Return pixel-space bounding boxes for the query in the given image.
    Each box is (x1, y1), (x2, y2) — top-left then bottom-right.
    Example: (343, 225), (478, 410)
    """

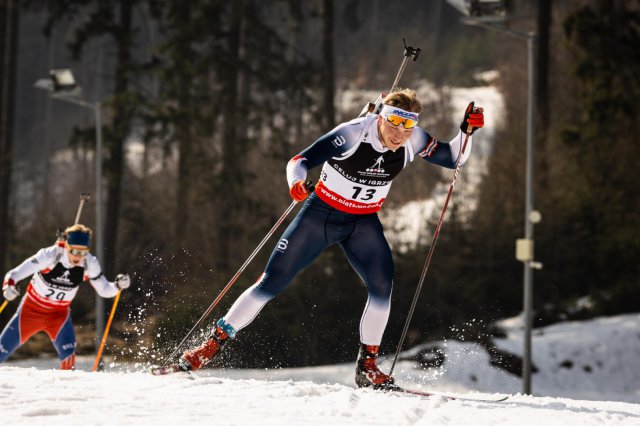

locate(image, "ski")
(390, 386), (509, 402)
(148, 367), (509, 403)
(150, 364), (186, 376)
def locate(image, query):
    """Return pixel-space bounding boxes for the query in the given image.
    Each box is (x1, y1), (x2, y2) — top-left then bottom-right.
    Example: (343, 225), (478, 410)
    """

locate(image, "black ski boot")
(355, 344), (399, 390)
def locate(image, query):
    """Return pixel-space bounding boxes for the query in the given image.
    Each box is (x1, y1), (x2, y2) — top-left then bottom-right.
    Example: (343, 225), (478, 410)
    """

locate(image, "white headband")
(380, 104), (420, 121)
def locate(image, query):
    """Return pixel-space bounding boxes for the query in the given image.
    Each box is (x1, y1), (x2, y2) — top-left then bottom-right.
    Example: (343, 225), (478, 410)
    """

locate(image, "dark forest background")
(0, 0), (638, 368)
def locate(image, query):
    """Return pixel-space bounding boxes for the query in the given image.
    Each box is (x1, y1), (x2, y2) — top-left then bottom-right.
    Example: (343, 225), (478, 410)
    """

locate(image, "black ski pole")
(388, 121), (475, 376)
(163, 182), (314, 364)
(358, 38), (420, 118)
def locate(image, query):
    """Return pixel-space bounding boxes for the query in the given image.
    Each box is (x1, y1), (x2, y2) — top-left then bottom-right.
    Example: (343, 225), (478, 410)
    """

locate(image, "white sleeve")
(448, 130), (474, 166)
(4, 246), (57, 284)
(286, 155), (308, 188)
(85, 254), (119, 298)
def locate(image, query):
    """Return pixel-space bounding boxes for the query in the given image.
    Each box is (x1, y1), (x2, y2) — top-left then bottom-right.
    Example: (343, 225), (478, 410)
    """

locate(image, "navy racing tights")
(222, 193), (394, 345)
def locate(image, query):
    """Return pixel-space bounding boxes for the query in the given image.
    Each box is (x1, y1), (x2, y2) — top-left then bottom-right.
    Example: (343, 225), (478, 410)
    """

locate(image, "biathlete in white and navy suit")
(0, 224), (131, 369)
(178, 89), (484, 389)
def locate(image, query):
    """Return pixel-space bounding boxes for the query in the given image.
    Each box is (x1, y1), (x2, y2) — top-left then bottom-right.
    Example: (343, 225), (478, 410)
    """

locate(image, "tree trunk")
(174, 2), (192, 243)
(0, 0), (18, 271)
(322, 0), (335, 129)
(104, 0), (133, 276)
(217, 0), (244, 270)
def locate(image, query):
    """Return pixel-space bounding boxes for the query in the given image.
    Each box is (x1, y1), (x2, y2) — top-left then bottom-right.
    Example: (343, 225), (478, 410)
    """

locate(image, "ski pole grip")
(404, 46), (420, 61)
(305, 180), (315, 194)
(466, 106), (482, 134)
(402, 38), (421, 61)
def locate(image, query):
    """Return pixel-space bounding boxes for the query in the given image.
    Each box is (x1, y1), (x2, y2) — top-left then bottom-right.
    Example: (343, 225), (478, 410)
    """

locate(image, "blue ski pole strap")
(216, 318), (237, 339)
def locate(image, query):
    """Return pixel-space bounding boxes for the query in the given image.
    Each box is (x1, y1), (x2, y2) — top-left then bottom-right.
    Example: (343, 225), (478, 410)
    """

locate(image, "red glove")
(289, 180), (310, 202)
(460, 101), (484, 134)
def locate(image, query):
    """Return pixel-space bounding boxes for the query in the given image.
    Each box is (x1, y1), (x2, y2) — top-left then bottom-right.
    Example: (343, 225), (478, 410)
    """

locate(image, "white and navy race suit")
(219, 113), (473, 346)
(0, 242), (120, 369)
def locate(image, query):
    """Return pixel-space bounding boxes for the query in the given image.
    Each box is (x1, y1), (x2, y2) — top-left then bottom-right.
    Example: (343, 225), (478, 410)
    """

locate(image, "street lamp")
(34, 69), (106, 354)
(446, 0), (508, 18)
(446, 0), (542, 395)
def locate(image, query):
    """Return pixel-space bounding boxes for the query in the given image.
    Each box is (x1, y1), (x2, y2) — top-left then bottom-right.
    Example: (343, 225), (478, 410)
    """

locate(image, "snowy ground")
(2, 313), (639, 425)
(2, 367), (639, 426)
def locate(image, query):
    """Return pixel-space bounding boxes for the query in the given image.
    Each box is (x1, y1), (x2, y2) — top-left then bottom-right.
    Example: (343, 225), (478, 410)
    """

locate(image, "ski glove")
(2, 278), (19, 301)
(115, 274), (131, 290)
(460, 101), (484, 135)
(289, 180), (311, 202)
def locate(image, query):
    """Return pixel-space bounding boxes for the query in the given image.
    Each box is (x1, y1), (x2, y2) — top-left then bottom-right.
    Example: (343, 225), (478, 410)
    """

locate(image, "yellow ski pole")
(0, 300), (8, 315)
(92, 290), (121, 372)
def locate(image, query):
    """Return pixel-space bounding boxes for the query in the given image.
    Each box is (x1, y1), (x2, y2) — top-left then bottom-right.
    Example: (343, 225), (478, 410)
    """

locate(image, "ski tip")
(491, 395), (510, 402)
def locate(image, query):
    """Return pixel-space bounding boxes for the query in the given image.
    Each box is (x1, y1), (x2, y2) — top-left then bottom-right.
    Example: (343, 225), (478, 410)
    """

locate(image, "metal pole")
(456, 18), (539, 395)
(94, 101), (105, 352)
(522, 32), (537, 395)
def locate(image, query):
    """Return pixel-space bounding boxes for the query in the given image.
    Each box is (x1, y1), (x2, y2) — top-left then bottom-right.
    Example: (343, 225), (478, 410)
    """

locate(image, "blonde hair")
(64, 224), (93, 237)
(383, 88), (423, 114)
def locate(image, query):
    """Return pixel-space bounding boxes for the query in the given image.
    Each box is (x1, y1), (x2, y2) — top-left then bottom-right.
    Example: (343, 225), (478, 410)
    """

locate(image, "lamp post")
(34, 69), (105, 352)
(446, 0), (542, 395)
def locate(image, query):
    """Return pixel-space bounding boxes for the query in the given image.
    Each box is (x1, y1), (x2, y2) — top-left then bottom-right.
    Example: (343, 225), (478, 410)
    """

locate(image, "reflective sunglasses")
(385, 113), (418, 129)
(380, 104), (419, 129)
(68, 246), (89, 256)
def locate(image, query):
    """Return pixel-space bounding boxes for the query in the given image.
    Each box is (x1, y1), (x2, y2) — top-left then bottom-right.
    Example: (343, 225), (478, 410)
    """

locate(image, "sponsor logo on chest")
(366, 155), (386, 175)
(52, 270), (73, 286)
(327, 133), (405, 187)
(41, 263), (84, 290)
